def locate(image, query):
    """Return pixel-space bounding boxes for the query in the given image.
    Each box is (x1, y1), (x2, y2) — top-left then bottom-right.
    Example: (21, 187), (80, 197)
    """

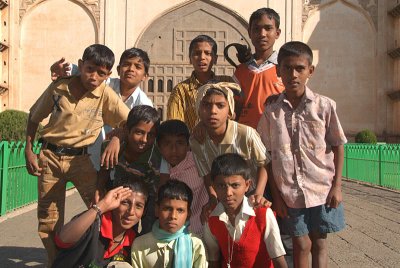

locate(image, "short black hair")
(113, 174), (149, 202)
(126, 105), (160, 131)
(189, 35), (217, 59)
(119, 47), (150, 75)
(249, 8), (280, 29)
(82, 44), (115, 70)
(210, 153), (251, 181)
(277, 41), (313, 65)
(157, 179), (193, 209)
(157, 120), (190, 145)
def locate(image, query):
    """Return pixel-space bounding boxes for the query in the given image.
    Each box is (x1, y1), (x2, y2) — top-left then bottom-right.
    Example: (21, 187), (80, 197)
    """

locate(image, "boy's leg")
(310, 232), (327, 268)
(68, 154), (98, 207)
(293, 235), (312, 268)
(37, 150), (67, 266)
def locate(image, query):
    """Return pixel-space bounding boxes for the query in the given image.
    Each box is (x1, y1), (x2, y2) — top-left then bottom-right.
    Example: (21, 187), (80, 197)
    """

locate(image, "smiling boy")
(203, 153), (287, 268)
(257, 41), (347, 268)
(167, 35), (233, 131)
(131, 180), (207, 268)
(25, 44), (130, 266)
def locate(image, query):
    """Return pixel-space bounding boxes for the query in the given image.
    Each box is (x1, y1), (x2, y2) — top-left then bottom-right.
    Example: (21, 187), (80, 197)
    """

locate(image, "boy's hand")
(97, 186), (132, 213)
(249, 194), (272, 208)
(272, 193), (288, 218)
(326, 184), (342, 208)
(101, 136), (120, 170)
(200, 196), (218, 224)
(50, 57), (71, 81)
(191, 121), (206, 144)
(25, 149), (42, 176)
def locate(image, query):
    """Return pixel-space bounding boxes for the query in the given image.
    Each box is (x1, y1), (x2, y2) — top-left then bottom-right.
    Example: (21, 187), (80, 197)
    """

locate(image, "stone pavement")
(0, 180), (399, 267)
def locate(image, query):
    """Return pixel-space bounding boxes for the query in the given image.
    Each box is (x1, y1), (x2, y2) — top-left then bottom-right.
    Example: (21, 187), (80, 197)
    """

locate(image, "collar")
(100, 211), (135, 248)
(247, 51), (278, 66)
(113, 81), (142, 103)
(154, 233), (176, 249)
(188, 71), (216, 91)
(210, 196), (255, 224)
(218, 119), (235, 145)
(278, 86), (315, 106)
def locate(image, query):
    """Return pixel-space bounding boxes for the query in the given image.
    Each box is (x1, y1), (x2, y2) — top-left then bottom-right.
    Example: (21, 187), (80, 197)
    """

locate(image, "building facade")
(1, 0), (399, 141)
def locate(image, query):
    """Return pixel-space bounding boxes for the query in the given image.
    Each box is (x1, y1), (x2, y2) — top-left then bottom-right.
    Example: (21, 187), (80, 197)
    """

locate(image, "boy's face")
(190, 41), (217, 75)
(248, 14), (281, 54)
(78, 59), (111, 91)
(117, 57), (148, 89)
(156, 198), (189, 234)
(278, 55), (314, 96)
(127, 120), (156, 154)
(158, 135), (189, 167)
(213, 175), (250, 215)
(199, 93), (230, 132)
(112, 191), (146, 230)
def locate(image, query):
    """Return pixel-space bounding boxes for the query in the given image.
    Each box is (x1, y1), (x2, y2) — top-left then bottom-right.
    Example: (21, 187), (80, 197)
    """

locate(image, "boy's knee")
(293, 235), (312, 253)
(310, 232), (328, 252)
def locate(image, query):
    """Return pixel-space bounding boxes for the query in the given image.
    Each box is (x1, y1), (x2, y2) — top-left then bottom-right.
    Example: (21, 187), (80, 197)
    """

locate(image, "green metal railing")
(0, 141), (74, 216)
(0, 142), (399, 216)
(343, 143), (400, 190)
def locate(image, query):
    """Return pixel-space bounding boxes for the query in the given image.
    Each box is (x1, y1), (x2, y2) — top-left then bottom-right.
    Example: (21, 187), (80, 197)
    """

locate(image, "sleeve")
(189, 138), (210, 177)
(131, 243), (144, 268)
(102, 87), (130, 128)
(264, 208), (286, 258)
(202, 223), (221, 262)
(167, 84), (185, 121)
(325, 100), (347, 146)
(29, 83), (56, 124)
(247, 126), (270, 166)
(192, 236), (208, 268)
(257, 109), (272, 151)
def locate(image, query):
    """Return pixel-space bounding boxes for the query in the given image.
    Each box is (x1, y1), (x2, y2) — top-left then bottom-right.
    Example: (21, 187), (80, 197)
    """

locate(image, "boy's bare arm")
(267, 162), (288, 218)
(272, 256), (288, 268)
(201, 174), (218, 224)
(252, 165), (268, 205)
(326, 144), (344, 208)
(24, 114), (42, 176)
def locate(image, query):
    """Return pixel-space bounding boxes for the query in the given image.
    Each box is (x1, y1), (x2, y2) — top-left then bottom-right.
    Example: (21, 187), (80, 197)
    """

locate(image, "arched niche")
(136, 0), (251, 119)
(20, 0), (97, 112)
(303, 0), (376, 134)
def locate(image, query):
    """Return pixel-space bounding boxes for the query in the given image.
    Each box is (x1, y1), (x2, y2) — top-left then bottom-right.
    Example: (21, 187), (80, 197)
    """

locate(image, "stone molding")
(19, 0), (100, 29)
(302, 0), (377, 30)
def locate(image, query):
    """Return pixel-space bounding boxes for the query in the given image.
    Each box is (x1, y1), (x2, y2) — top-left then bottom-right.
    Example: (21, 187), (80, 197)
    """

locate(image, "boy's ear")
(245, 179), (251, 192)
(142, 73), (148, 82)
(117, 65), (121, 76)
(276, 65), (281, 77)
(308, 65), (315, 78)
(213, 54), (218, 65)
(78, 59), (83, 72)
(275, 28), (282, 39)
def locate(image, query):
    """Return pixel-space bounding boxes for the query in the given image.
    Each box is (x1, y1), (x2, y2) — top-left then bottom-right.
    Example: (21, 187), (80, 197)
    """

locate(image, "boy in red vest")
(203, 153), (287, 268)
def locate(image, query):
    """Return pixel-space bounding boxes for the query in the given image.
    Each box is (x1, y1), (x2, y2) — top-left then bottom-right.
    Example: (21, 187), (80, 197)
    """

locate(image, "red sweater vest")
(208, 207), (273, 268)
(234, 63), (284, 129)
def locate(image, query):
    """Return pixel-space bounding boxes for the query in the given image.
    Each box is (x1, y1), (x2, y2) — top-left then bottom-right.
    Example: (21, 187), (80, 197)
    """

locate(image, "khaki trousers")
(37, 149), (97, 266)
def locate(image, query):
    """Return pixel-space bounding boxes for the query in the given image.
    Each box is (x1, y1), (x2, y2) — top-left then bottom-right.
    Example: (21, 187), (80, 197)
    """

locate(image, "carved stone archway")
(136, 0), (251, 120)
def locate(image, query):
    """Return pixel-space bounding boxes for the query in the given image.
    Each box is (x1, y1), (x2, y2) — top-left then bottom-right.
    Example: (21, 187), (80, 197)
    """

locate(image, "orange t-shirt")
(233, 62), (284, 129)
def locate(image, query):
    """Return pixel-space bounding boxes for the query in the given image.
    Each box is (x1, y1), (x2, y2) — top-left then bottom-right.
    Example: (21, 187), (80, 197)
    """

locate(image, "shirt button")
(297, 167), (301, 171)
(294, 149), (299, 152)
(293, 129), (297, 132)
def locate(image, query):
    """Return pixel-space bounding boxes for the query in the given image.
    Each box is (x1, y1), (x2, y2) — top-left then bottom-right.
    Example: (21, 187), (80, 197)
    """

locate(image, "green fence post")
(345, 144), (348, 179)
(0, 141), (10, 216)
(378, 144), (383, 186)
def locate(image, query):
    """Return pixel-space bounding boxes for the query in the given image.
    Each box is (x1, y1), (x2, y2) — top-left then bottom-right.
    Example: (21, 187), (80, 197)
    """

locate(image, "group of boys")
(25, 7), (346, 268)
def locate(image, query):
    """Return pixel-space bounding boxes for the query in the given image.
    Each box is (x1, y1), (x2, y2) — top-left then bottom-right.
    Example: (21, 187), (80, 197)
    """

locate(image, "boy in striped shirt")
(190, 82), (271, 223)
(157, 119), (209, 236)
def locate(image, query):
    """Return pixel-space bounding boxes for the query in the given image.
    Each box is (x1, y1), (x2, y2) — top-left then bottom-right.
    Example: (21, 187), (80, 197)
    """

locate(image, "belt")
(43, 142), (88, 156)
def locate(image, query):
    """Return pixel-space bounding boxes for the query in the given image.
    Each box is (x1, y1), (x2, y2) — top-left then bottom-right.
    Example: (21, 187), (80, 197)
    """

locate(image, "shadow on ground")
(0, 247), (45, 267)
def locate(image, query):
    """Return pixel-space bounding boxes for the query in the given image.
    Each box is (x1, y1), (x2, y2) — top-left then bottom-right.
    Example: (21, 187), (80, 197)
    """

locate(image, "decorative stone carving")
(19, 0), (100, 29)
(302, 0), (377, 30)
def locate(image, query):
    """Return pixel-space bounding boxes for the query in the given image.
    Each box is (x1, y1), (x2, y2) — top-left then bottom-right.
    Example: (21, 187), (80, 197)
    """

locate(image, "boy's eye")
(217, 103), (225, 109)
(231, 183), (240, 189)
(177, 208), (185, 213)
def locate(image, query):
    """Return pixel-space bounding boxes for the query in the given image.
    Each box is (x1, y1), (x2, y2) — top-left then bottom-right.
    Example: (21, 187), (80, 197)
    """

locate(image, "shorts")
(282, 203), (345, 237)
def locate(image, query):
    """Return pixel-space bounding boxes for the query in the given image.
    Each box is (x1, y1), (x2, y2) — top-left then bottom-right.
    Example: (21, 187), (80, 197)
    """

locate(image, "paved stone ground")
(0, 180), (399, 267)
